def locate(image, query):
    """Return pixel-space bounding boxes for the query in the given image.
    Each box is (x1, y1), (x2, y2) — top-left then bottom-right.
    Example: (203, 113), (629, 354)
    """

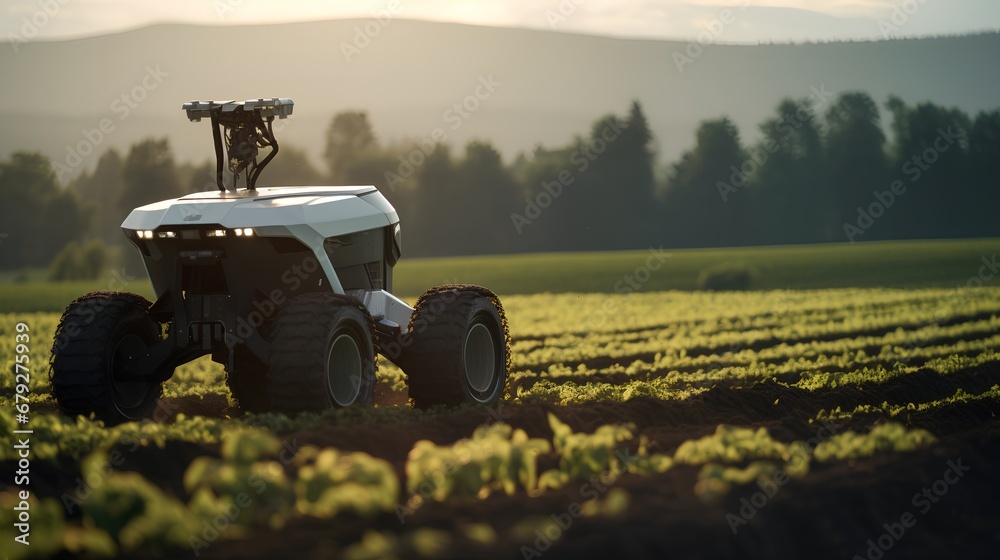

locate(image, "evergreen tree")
(750, 98), (830, 243)
(824, 92), (889, 241)
(70, 149), (124, 244)
(0, 152), (84, 269)
(324, 111), (377, 183)
(885, 97), (972, 238)
(663, 118), (749, 247)
(119, 138), (182, 214)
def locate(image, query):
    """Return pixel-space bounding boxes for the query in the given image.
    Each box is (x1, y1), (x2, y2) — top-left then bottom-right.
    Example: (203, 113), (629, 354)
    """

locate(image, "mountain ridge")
(1, 19), (997, 179)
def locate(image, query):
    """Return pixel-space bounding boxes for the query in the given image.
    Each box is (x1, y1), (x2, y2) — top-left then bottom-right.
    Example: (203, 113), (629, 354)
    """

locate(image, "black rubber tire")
(265, 292), (377, 413)
(396, 285), (510, 408)
(225, 346), (270, 413)
(49, 291), (166, 424)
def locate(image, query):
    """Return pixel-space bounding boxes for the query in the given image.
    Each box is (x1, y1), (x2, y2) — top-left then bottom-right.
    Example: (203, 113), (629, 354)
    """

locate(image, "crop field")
(2, 273), (999, 558)
(2, 238), (998, 313)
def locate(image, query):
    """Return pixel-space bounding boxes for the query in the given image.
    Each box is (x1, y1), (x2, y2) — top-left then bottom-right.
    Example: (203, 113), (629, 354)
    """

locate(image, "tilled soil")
(14, 368), (996, 560)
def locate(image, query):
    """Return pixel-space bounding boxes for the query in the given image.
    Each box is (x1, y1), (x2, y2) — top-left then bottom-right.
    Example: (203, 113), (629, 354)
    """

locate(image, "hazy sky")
(1, 0), (998, 42)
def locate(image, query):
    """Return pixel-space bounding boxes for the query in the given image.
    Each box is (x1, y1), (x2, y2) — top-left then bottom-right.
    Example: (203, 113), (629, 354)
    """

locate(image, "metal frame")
(182, 98), (294, 192)
(118, 98), (414, 385)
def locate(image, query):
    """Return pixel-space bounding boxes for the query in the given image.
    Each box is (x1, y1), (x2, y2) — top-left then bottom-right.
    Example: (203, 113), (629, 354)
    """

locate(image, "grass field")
(1, 238), (997, 313)
(1, 239), (998, 559)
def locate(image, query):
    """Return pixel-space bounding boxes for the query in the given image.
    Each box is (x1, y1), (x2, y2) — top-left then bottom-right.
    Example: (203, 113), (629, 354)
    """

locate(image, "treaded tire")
(49, 291), (165, 424)
(397, 284), (510, 408)
(225, 346), (269, 413)
(266, 292), (377, 413)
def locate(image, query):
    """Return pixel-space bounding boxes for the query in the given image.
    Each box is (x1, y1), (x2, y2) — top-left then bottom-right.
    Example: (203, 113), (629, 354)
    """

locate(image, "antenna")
(182, 98), (294, 192)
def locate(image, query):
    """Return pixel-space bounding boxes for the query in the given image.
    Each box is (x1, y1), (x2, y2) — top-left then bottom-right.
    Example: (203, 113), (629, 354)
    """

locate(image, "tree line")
(1, 90), (998, 275)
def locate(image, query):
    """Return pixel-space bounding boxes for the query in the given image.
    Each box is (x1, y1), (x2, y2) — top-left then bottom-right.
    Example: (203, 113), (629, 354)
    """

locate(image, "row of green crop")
(511, 309), (1000, 371)
(508, 332), (1000, 393)
(508, 349), (1000, 406)
(3, 342), (990, 462)
(4, 336), (996, 427)
(816, 384), (1000, 422)
(3, 287), (998, 397)
(502, 288), (1000, 337)
(691, 422), (936, 503)
(4, 345), (996, 434)
(514, 289), (996, 349)
(1, 414), (936, 559)
(15, 317), (997, 402)
(1, 287), (997, 437)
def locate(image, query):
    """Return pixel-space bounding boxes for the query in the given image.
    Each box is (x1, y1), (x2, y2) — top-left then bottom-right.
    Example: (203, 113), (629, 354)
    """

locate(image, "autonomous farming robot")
(49, 98), (509, 423)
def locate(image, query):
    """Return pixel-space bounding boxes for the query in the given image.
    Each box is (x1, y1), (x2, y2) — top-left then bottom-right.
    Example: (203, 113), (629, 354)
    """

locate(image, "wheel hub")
(464, 322), (496, 394)
(327, 332), (363, 406)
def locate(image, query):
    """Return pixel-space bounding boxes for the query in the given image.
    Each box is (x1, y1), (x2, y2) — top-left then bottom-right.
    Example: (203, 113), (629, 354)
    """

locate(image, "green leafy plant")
(0, 491), (68, 560)
(693, 461), (783, 504)
(294, 446), (398, 518)
(548, 413), (634, 479)
(47, 240), (110, 281)
(81, 452), (200, 554)
(539, 415), (672, 490)
(813, 422), (936, 462)
(405, 423), (550, 501)
(674, 425), (791, 465)
(183, 430), (294, 528)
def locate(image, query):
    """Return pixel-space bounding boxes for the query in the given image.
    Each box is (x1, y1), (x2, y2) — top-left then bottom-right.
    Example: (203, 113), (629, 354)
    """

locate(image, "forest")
(1, 90), (998, 276)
